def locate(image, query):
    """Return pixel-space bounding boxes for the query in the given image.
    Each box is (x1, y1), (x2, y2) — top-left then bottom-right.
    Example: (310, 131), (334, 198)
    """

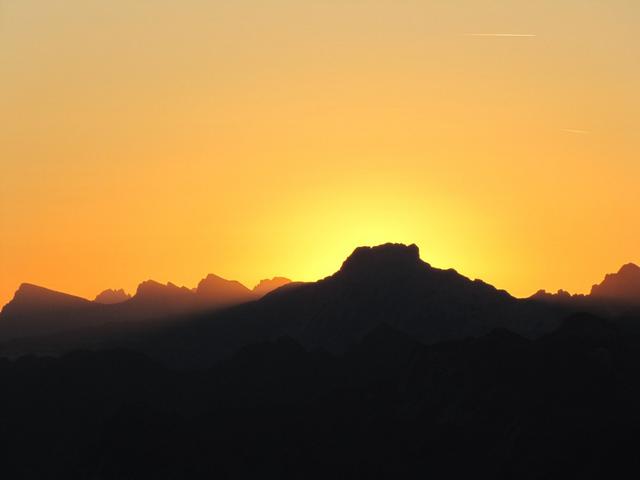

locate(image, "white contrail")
(562, 129), (590, 135)
(465, 33), (537, 37)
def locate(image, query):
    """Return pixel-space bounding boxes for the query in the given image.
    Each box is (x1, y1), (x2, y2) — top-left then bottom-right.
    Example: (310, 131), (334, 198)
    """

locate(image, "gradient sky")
(1, 0), (639, 306)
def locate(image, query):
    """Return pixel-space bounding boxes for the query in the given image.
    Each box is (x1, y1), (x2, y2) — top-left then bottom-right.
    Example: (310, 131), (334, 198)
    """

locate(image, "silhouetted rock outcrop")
(529, 263), (640, 317)
(591, 263), (640, 302)
(252, 277), (292, 297)
(94, 289), (131, 304)
(531, 289), (582, 302)
(2, 283), (91, 316)
(196, 274), (254, 306)
(0, 275), (259, 343)
(0, 284), (95, 339)
(339, 243), (422, 279)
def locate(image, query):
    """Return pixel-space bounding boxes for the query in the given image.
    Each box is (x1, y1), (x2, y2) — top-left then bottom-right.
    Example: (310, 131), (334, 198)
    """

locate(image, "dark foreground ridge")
(2, 318), (640, 479)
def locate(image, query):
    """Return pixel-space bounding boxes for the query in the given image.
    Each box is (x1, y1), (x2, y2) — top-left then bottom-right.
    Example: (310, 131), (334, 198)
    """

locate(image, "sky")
(1, 0), (639, 306)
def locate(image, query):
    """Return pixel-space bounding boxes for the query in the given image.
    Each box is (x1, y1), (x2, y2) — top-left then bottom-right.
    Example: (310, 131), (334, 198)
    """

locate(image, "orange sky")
(1, 0), (639, 306)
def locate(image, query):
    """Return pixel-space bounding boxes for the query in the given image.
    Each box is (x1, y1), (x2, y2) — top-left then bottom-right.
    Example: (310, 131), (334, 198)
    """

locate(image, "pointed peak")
(253, 277), (292, 297)
(135, 280), (190, 297)
(196, 274), (251, 295)
(94, 288), (131, 304)
(2, 283), (91, 316)
(15, 282), (49, 295)
(618, 263), (640, 274)
(12, 283), (89, 301)
(530, 289), (575, 301)
(590, 262), (640, 302)
(201, 273), (225, 282)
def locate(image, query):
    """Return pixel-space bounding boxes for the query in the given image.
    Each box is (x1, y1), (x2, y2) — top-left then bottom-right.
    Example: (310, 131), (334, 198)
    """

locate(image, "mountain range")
(2, 242), (640, 478)
(0, 274), (291, 341)
(531, 262), (640, 315)
(3, 243), (639, 364)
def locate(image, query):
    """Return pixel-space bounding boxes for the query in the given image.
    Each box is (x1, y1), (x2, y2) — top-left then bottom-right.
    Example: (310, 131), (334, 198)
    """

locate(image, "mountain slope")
(94, 289), (131, 304)
(0, 243), (565, 360)
(0, 284), (97, 338)
(252, 277), (291, 297)
(0, 275), (259, 341)
(529, 263), (640, 317)
(591, 263), (640, 302)
(196, 274), (255, 306)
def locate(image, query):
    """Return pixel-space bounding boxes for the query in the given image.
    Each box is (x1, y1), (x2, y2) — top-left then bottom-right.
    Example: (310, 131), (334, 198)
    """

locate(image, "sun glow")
(1, 0), (639, 305)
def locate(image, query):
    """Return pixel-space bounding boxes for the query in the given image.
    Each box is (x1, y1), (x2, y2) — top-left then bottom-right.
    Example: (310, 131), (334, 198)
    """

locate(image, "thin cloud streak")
(465, 33), (537, 37)
(562, 129), (590, 135)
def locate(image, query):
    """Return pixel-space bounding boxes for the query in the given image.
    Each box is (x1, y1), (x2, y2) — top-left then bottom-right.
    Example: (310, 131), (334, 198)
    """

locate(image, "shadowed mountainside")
(591, 263), (640, 301)
(2, 316), (640, 478)
(252, 277), (292, 297)
(130, 243), (563, 366)
(3, 244), (638, 366)
(0, 284), (97, 339)
(531, 262), (640, 315)
(0, 273), (290, 342)
(94, 289), (131, 304)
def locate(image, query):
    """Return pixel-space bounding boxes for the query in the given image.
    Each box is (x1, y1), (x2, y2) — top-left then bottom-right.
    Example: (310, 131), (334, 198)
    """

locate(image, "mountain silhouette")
(94, 288), (131, 304)
(0, 284), (96, 339)
(135, 243), (562, 366)
(530, 288), (581, 302)
(0, 274), (265, 342)
(196, 274), (255, 304)
(530, 263), (640, 317)
(591, 263), (640, 302)
(123, 280), (202, 318)
(5, 244), (636, 363)
(3, 283), (92, 314)
(252, 277), (291, 297)
(4, 244), (640, 478)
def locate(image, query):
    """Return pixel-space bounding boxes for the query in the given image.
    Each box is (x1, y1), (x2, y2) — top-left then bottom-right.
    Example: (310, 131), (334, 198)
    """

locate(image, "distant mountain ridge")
(94, 289), (131, 304)
(0, 273), (291, 341)
(137, 243), (563, 366)
(2, 244), (638, 364)
(531, 262), (640, 312)
(3, 283), (92, 314)
(253, 277), (292, 297)
(591, 263), (640, 301)
(2, 246), (640, 477)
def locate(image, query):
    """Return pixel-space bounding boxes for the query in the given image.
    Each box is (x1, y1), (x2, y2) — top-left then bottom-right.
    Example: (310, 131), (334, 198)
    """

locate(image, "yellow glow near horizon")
(1, 1), (639, 306)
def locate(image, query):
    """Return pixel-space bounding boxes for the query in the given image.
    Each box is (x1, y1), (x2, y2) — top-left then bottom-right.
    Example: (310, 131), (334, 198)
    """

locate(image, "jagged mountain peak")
(196, 274), (252, 298)
(253, 277), (292, 297)
(94, 289), (131, 304)
(338, 243), (424, 278)
(135, 280), (191, 297)
(1, 283), (92, 317)
(590, 262), (640, 302)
